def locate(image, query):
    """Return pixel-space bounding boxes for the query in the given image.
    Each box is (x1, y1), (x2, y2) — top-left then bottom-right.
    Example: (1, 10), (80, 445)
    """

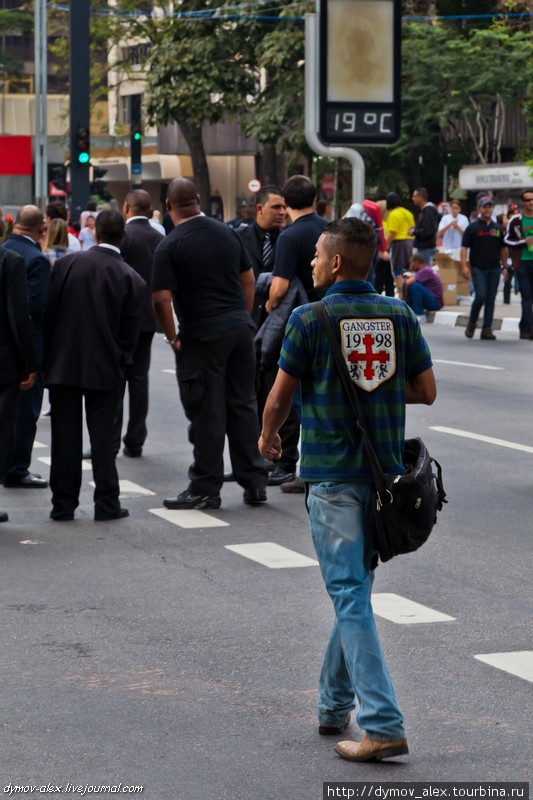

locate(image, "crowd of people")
(0, 176), (529, 764)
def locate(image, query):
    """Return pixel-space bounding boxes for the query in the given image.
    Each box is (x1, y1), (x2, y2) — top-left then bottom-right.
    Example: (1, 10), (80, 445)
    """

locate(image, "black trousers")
(114, 331), (154, 451)
(49, 385), (121, 518)
(176, 325), (268, 496)
(0, 382), (21, 482)
(5, 372), (44, 482)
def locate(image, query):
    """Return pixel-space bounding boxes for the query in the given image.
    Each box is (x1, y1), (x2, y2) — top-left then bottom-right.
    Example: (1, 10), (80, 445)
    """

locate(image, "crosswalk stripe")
(474, 652), (533, 683)
(433, 359), (503, 371)
(38, 456), (92, 471)
(162, 369), (175, 374)
(90, 480), (156, 497)
(225, 542), (318, 569)
(372, 593), (456, 624)
(430, 426), (533, 454)
(149, 508), (229, 528)
(33, 441), (48, 449)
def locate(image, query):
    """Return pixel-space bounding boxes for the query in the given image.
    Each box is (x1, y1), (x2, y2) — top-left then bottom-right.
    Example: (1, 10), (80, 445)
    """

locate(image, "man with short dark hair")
(44, 210), (146, 521)
(116, 189), (165, 456)
(461, 196), (508, 340)
(410, 187), (440, 264)
(152, 178), (268, 510)
(259, 217), (436, 763)
(1, 205), (50, 489)
(504, 188), (533, 339)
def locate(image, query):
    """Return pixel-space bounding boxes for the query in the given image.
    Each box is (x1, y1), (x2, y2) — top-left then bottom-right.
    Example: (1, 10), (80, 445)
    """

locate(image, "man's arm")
(152, 289), (180, 351)
(406, 367), (436, 405)
(266, 276), (290, 313)
(258, 368), (299, 460)
(239, 267), (255, 313)
(460, 245), (470, 280)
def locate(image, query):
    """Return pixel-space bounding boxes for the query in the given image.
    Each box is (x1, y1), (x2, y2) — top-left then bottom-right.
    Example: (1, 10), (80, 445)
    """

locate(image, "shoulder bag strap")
(310, 300), (387, 492)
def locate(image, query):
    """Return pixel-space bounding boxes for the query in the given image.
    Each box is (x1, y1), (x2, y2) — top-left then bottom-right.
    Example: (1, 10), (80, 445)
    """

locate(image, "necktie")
(262, 231), (273, 269)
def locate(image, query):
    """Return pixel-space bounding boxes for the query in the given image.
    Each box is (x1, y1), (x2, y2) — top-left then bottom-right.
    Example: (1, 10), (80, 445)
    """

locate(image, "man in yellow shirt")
(385, 192), (414, 293)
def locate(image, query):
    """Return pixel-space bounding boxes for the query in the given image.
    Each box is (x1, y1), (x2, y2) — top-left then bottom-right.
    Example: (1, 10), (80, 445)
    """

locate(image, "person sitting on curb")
(401, 253), (443, 323)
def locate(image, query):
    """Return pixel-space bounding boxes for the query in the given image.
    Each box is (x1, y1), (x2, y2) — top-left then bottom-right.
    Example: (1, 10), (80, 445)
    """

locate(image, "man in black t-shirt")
(152, 178), (268, 510)
(461, 196), (508, 340)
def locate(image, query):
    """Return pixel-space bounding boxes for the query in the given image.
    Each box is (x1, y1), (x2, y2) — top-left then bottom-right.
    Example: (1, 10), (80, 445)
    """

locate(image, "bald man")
(152, 178), (268, 510)
(1, 206), (50, 488)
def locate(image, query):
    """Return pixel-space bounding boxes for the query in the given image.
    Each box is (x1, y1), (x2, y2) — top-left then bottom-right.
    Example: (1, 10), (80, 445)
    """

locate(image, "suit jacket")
(0, 249), (37, 383)
(1, 234), (50, 365)
(239, 222), (280, 280)
(43, 246), (146, 391)
(121, 218), (164, 332)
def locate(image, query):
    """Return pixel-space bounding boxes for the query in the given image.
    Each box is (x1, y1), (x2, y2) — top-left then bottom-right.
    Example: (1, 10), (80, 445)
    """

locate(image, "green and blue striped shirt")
(278, 280), (433, 482)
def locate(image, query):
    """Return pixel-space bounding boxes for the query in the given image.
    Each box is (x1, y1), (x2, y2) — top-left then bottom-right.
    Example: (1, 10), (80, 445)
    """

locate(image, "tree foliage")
(0, 9), (33, 76)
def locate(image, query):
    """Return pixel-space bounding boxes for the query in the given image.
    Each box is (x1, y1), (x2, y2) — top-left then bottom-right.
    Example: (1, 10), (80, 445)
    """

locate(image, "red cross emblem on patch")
(340, 318), (396, 392)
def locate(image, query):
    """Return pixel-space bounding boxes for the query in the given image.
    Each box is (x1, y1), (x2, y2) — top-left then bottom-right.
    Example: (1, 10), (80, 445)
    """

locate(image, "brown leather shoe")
(465, 322), (476, 339)
(280, 477), (305, 494)
(335, 734), (408, 762)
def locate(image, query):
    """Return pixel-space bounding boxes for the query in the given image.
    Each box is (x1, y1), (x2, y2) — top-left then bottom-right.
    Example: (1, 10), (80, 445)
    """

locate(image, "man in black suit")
(0, 249), (37, 522)
(44, 210), (146, 522)
(1, 206), (50, 489)
(115, 189), (165, 457)
(238, 185), (286, 327)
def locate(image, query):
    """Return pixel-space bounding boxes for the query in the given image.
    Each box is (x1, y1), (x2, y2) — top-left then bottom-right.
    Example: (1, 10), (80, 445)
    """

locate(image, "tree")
(0, 9), (33, 76)
(143, 7), (257, 211)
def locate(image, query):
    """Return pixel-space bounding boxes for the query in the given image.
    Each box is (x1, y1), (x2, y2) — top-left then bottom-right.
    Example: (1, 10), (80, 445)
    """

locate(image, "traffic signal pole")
(69, 0), (90, 223)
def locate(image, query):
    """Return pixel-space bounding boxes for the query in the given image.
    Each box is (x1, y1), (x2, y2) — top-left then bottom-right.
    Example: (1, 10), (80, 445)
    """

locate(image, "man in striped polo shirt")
(259, 217), (436, 763)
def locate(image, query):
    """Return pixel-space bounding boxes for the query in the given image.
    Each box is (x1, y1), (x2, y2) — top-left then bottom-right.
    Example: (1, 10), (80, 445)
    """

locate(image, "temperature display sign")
(319, 0), (401, 146)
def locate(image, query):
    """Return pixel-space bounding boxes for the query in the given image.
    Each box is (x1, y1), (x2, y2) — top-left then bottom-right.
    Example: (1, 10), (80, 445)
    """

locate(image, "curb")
(428, 310), (519, 333)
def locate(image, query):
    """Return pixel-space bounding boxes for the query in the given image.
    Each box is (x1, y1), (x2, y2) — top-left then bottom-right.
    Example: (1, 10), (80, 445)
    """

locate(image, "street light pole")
(33, 0), (47, 209)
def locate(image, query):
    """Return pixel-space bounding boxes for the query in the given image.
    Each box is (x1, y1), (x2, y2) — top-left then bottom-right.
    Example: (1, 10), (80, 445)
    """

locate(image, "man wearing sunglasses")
(504, 189), (533, 339)
(461, 196), (508, 340)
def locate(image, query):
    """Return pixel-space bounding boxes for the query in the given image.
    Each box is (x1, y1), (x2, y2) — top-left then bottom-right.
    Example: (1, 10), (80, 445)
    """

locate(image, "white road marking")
(162, 369), (175, 374)
(433, 359), (503, 371)
(372, 593), (455, 624)
(20, 540), (43, 545)
(475, 652), (533, 683)
(430, 426), (533, 454)
(149, 508), (229, 528)
(33, 441), (48, 449)
(38, 456), (92, 471)
(90, 480), (155, 497)
(225, 542), (318, 569)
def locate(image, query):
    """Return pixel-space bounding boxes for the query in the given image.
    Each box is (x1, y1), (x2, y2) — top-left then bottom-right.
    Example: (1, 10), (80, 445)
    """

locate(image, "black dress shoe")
(223, 471), (235, 482)
(123, 445), (143, 457)
(267, 466), (296, 486)
(50, 510), (75, 521)
(163, 490), (221, 510)
(82, 449), (92, 460)
(94, 508), (129, 521)
(0, 510), (8, 523)
(4, 473), (48, 489)
(243, 487), (267, 505)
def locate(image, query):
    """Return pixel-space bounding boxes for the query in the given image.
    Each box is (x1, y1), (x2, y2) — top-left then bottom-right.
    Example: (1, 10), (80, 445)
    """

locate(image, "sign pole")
(305, 12), (365, 203)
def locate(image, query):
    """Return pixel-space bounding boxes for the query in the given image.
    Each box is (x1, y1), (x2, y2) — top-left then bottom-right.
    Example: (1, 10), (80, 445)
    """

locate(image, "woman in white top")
(78, 215), (97, 250)
(438, 200), (469, 252)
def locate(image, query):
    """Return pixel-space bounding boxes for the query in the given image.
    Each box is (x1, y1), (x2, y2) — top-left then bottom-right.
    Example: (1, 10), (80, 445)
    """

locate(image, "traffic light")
(77, 124), (90, 164)
(130, 122), (142, 167)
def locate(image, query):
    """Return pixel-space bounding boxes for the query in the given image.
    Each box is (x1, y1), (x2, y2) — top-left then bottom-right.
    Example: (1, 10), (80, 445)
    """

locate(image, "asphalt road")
(1, 325), (531, 799)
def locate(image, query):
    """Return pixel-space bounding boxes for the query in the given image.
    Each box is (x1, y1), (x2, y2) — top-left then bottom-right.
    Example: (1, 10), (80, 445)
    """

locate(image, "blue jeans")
(306, 481), (405, 741)
(469, 267), (501, 330)
(406, 281), (442, 316)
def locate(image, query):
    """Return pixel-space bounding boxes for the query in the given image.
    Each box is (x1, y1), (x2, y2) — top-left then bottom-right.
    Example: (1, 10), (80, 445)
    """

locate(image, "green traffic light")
(133, 131), (142, 141)
(78, 152), (90, 164)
